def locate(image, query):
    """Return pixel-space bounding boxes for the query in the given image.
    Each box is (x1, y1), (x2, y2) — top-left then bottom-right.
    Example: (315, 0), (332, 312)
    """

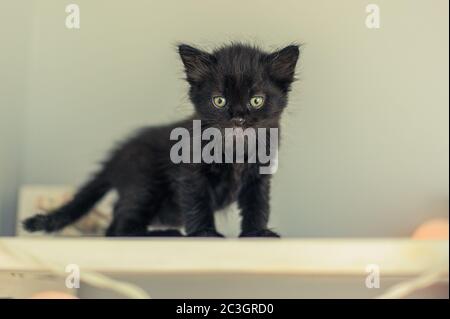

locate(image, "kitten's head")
(178, 43), (300, 128)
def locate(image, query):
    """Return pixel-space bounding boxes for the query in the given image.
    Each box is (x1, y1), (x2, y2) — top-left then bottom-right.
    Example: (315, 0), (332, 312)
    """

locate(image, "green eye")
(212, 96), (227, 108)
(249, 96), (265, 109)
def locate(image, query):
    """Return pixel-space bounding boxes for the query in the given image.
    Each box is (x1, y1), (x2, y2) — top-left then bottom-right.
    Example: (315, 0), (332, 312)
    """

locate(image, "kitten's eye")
(249, 96), (265, 109)
(212, 96), (227, 108)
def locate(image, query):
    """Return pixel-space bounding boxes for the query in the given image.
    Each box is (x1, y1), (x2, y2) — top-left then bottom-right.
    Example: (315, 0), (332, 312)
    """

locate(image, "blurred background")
(0, 0), (448, 237)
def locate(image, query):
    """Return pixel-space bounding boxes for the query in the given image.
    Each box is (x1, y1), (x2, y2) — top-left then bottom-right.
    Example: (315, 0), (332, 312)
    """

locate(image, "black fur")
(23, 43), (300, 237)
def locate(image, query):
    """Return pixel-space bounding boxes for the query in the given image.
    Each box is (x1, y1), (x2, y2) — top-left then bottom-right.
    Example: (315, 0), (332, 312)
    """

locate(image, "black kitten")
(23, 43), (300, 237)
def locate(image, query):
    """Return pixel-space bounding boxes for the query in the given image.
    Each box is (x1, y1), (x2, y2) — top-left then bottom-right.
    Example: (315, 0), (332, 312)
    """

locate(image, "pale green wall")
(0, 1), (31, 235)
(1, 0), (448, 236)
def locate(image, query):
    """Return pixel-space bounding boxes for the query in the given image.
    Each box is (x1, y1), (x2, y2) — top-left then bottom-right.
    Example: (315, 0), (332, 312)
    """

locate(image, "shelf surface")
(0, 237), (448, 276)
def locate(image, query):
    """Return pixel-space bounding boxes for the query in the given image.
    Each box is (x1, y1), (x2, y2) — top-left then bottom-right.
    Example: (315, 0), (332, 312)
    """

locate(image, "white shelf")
(1, 238), (448, 276)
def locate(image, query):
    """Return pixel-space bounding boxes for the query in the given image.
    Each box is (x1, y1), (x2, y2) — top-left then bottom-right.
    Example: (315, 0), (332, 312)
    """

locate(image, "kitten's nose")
(231, 117), (245, 126)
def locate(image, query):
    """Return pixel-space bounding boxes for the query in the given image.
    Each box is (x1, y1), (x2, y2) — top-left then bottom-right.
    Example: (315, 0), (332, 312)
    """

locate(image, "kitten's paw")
(145, 229), (184, 237)
(22, 214), (52, 232)
(239, 229), (281, 238)
(188, 229), (225, 237)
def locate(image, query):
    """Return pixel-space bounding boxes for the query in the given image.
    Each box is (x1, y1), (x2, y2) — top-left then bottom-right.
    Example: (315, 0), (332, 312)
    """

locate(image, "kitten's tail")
(23, 172), (111, 233)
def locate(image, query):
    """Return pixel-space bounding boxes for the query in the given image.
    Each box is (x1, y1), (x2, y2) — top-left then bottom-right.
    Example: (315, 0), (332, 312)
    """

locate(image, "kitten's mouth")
(230, 117), (246, 127)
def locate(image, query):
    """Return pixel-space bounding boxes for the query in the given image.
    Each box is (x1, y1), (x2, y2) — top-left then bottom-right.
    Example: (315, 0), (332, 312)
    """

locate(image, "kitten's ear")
(267, 45), (300, 90)
(178, 44), (215, 83)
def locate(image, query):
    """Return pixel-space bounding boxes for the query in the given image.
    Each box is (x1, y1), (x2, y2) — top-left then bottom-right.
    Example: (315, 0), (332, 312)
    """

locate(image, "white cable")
(375, 266), (448, 299)
(0, 241), (151, 299)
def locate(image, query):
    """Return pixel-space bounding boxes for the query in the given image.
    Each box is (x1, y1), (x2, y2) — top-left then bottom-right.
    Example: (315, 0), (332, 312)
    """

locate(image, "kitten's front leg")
(238, 174), (280, 238)
(178, 172), (224, 237)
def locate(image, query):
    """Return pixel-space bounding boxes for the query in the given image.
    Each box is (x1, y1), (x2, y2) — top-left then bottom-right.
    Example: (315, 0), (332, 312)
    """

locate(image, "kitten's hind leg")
(105, 187), (161, 237)
(23, 173), (110, 233)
